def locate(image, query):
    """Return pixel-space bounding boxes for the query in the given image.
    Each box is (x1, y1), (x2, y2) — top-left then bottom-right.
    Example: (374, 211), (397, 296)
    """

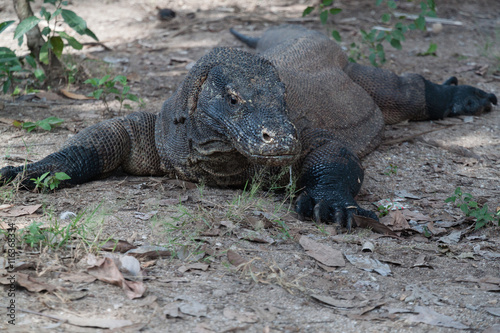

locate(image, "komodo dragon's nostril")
(262, 130), (273, 143)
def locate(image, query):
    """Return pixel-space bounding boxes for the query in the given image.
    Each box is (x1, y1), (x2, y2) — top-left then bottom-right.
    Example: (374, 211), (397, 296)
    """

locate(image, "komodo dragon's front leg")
(0, 112), (166, 188)
(295, 129), (377, 230)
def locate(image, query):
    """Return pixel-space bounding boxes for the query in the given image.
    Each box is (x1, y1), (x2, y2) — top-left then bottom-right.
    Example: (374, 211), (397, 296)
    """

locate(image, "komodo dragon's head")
(159, 48), (301, 169)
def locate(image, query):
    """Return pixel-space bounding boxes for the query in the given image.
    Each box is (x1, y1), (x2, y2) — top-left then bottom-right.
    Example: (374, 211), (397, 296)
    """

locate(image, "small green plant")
(20, 221), (46, 247)
(384, 163), (398, 176)
(303, 0), (343, 42)
(15, 116), (64, 132)
(31, 171), (70, 192)
(85, 74), (144, 114)
(13, 0), (97, 66)
(445, 187), (500, 230)
(303, 0), (437, 67)
(377, 204), (391, 217)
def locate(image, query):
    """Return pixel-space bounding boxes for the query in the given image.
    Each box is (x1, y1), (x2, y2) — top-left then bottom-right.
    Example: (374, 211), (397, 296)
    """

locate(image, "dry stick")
(416, 138), (483, 160)
(0, 143), (55, 148)
(381, 125), (453, 146)
(18, 307), (68, 323)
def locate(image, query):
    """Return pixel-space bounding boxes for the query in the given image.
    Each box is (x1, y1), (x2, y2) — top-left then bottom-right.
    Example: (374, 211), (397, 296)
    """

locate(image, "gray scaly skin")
(1, 26), (497, 230)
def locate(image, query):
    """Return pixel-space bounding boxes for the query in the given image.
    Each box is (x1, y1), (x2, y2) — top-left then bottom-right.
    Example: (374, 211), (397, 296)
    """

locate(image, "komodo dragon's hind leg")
(344, 62), (497, 124)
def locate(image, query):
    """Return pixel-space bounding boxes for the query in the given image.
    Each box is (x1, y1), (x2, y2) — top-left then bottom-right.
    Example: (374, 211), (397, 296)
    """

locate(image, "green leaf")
(45, 116), (64, 125)
(426, 42), (437, 54)
(92, 89), (103, 99)
(329, 8), (342, 15)
(302, 6), (314, 17)
(25, 54), (37, 68)
(2, 79), (10, 94)
(126, 93), (139, 102)
(39, 42), (50, 65)
(319, 10), (328, 25)
(84, 28), (99, 41)
(414, 16), (426, 31)
(34, 68), (46, 81)
(108, 87), (121, 95)
(55, 172), (71, 180)
(331, 30), (341, 42)
(84, 77), (98, 86)
(61, 9), (87, 34)
(113, 75), (127, 85)
(369, 53), (377, 67)
(22, 121), (37, 132)
(40, 7), (50, 21)
(322, 0), (334, 6)
(381, 13), (391, 23)
(58, 31), (82, 50)
(50, 36), (64, 58)
(14, 16), (42, 40)
(122, 85), (130, 94)
(37, 120), (52, 131)
(445, 196), (456, 203)
(98, 74), (111, 85)
(0, 20), (15, 34)
(41, 26), (51, 36)
(52, 8), (62, 18)
(391, 29), (405, 41)
(460, 203), (469, 215)
(39, 172), (50, 181)
(387, 1), (397, 9)
(375, 0), (383, 5)
(390, 38), (402, 50)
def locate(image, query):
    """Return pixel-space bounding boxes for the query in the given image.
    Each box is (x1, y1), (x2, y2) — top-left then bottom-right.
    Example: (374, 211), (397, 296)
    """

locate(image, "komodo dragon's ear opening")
(187, 75), (207, 116)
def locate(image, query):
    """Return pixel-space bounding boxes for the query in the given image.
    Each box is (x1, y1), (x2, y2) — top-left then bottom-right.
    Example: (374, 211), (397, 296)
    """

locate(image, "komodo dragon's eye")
(226, 88), (241, 105)
(230, 95), (239, 105)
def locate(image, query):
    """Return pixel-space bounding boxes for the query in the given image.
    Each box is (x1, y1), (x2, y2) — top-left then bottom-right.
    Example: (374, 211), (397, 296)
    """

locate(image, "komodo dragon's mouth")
(247, 152), (298, 166)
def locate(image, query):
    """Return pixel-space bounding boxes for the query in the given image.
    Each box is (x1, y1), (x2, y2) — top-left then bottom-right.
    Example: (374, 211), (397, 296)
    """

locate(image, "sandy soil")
(0, 0), (499, 332)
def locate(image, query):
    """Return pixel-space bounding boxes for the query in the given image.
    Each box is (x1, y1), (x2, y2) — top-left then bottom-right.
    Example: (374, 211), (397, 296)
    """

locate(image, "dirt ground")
(0, 0), (499, 332)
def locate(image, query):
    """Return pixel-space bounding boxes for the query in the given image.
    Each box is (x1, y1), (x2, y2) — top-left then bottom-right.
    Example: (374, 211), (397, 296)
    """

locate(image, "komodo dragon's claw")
(296, 191), (378, 231)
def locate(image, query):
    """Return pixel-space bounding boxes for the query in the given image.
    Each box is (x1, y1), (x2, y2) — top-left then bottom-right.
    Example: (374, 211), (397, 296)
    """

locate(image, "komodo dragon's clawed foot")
(295, 191), (378, 231)
(425, 78), (497, 119)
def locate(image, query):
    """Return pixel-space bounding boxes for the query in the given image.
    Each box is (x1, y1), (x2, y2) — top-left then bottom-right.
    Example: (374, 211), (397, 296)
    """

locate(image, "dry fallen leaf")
(87, 257), (146, 299)
(407, 305), (468, 329)
(100, 239), (137, 253)
(352, 215), (399, 236)
(178, 263), (209, 273)
(380, 210), (411, 231)
(311, 294), (368, 309)
(126, 245), (172, 260)
(299, 236), (345, 267)
(60, 89), (94, 100)
(8, 273), (60, 293)
(223, 308), (259, 323)
(35, 91), (64, 101)
(60, 272), (97, 283)
(227, 250), (257, 273)
(0, 204), (42, 217)
(344, 254), (391, 276)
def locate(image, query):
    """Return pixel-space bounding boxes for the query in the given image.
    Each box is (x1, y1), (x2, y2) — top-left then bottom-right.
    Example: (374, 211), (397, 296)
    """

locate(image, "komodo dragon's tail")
(229, 28), (259, 48)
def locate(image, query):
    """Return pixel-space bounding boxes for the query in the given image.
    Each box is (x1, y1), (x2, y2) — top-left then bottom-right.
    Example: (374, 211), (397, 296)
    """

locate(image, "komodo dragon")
(0, 25), (497, 230)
